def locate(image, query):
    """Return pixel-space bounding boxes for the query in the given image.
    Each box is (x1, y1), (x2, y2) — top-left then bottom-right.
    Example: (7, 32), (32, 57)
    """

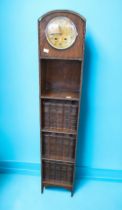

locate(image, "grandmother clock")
(38, 10), (86, 196)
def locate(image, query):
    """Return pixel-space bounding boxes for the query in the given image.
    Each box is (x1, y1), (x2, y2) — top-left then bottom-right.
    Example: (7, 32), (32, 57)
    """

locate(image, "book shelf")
(38, 10), (86, 196)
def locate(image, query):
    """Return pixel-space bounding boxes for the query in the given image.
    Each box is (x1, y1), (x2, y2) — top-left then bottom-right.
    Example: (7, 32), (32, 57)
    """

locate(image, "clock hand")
(49, 32), (62, 35)
(59, 25), (62, 33)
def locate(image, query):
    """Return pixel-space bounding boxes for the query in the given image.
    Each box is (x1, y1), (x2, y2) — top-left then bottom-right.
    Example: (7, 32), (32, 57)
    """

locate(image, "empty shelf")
(41, 91), (80, 101)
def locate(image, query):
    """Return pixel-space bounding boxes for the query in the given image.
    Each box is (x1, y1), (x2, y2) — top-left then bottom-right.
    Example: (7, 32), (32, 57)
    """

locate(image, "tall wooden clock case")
(38, 10), (86, 196)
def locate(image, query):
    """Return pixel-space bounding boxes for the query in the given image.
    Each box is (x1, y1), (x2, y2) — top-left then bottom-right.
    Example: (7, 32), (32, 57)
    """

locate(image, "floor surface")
(0, 174), (122, 210)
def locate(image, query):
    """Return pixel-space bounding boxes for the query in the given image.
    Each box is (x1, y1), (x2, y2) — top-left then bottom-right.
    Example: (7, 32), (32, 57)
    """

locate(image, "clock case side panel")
(38, 10), (86, 60)
(71, 22), (86, 196)
(38, 20), (44, 193)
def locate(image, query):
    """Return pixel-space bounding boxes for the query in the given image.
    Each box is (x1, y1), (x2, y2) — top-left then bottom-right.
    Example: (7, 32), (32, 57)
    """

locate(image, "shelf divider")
(43, 180), (72, 190)
(42, 157), (75, 164)
(41, 128), (77, 135)
(41, 91), (80, 101)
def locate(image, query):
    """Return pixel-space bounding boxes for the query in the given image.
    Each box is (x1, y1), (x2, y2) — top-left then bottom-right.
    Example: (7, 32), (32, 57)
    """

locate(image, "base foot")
(71, 190), (74, 197)
(41, 185), (44, 193)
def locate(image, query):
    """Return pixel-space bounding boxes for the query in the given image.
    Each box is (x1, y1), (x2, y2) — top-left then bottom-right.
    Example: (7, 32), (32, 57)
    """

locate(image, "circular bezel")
(45, 16), (78, 50)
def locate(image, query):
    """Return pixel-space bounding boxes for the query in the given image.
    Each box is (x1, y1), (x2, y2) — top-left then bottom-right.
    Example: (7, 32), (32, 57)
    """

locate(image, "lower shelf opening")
(42, 160), (74, 188)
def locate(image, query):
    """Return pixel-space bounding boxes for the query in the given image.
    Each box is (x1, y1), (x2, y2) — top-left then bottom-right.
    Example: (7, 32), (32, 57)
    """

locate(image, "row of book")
(43, 161), (73, 184)
(42, 133), (76, 160)
(43, 101), (78, 131)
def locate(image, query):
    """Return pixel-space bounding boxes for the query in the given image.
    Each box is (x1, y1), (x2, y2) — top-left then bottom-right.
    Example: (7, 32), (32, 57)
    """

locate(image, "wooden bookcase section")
(38, 10), (86, 196)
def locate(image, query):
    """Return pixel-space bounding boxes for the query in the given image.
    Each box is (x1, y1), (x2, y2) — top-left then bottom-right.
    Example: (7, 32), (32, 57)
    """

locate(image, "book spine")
(43, 102), (50, 129)
(63, 104), (71, 131)
(70, 104), (78, 131)
(56, 103), (63, 130)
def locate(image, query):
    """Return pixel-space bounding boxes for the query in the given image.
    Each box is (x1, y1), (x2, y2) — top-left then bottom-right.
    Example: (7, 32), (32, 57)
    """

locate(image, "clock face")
(45, 16), (78, 50)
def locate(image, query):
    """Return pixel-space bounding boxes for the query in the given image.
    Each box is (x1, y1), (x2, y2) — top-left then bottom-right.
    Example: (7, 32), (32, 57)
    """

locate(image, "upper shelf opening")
(40, 59), (82, 100)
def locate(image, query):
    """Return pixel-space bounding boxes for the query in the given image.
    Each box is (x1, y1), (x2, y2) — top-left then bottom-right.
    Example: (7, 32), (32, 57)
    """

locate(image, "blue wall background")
(0, 0), (122, 175)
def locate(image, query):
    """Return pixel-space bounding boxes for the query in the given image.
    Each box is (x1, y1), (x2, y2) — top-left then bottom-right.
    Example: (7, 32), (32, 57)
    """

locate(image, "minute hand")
(49, 32), (62, 35)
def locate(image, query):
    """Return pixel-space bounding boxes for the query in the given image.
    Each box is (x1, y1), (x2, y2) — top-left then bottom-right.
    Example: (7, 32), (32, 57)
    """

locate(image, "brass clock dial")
(45, 16), (78, 49)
